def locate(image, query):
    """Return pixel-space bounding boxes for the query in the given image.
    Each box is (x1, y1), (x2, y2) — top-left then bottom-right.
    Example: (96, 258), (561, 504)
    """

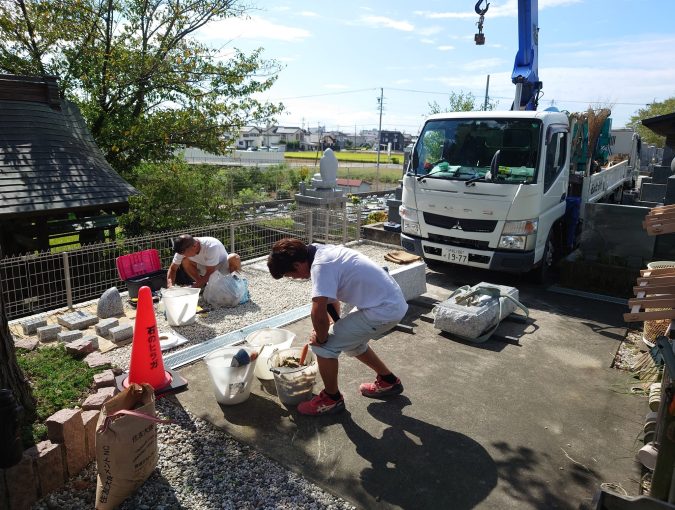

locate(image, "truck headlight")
(499, 219), (538, 250)
(400, 205), (420, 235)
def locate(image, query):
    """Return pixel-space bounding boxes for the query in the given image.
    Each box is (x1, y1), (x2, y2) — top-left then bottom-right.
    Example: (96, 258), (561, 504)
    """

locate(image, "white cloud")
(418, 26), (443, 37)
(437, 45), (455, 51)
(462, 57), (507, 71)
(197, 15), (310, 42)
(299, 11), (319, 17)
(359, 16), (414, 32)
(415, 0), (581, 20)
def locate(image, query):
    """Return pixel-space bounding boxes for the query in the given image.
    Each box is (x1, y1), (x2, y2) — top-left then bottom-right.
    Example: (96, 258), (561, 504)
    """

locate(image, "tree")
(627, 97), (675, 147)
(0, 0), (283, 179)
(0, 288), (36, 428)
(427, 91), (497, 115)
(118, 158), (240, 236)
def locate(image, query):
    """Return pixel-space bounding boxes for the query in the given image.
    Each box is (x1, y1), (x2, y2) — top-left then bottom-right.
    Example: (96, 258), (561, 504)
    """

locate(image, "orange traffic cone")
(124, 286), (172, 390)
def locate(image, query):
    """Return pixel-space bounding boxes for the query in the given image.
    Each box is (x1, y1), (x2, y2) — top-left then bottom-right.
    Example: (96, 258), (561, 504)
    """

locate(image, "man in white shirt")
(268, 238), (407, 416)
(167, 234), (240, 288)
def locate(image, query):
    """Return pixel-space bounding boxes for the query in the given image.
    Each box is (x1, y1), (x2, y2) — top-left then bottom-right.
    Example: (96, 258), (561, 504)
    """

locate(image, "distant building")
(380, 130), (404, 151)
(336, 178), (371, 193)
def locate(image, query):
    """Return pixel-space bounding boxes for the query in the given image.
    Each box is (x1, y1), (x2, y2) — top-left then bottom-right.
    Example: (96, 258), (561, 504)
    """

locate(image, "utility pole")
(483, 75), (490, 111)
(376, 87), (383, 192)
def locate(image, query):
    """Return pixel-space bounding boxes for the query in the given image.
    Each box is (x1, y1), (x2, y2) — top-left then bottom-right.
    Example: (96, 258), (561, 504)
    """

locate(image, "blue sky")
(198, 0), (675, 136)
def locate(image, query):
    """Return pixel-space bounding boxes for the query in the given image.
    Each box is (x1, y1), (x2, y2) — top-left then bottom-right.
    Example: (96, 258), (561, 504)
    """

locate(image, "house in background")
(0, 74), (136, 256)
(336, 178), (371, 193)
(235, 126), (262, 150)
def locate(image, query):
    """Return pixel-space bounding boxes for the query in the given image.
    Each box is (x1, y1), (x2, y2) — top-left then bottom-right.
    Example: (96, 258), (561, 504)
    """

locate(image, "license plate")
(443, 247), (469, 264)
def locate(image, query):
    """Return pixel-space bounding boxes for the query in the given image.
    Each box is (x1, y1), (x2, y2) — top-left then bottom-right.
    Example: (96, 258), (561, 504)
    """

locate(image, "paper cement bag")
(95, 383), (169, 509)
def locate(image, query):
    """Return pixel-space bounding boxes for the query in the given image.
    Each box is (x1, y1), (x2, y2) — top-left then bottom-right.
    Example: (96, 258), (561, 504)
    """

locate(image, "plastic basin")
(161, 287), (200, 326)
(245, 328), (296, 380)
(268, 347), (318, 406)
(204, 346), (257, 405)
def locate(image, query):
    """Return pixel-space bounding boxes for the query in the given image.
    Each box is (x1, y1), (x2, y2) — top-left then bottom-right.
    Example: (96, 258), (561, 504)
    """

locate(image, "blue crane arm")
(511, 0), (542, 110)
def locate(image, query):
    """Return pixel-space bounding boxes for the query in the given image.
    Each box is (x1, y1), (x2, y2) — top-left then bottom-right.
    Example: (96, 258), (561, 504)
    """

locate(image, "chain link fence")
(1, 207), (364, 320)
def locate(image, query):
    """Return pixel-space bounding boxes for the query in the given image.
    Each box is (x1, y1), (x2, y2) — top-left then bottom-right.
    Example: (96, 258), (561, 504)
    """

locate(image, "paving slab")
(174, 267), (644, 510)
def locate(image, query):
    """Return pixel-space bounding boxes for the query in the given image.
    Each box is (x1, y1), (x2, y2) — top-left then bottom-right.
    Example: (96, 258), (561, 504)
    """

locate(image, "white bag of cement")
(434, 283), (521, 341)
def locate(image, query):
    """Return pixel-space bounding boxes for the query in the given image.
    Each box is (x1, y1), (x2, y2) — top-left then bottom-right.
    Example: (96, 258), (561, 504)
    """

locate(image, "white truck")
(399, 109), (639, 280)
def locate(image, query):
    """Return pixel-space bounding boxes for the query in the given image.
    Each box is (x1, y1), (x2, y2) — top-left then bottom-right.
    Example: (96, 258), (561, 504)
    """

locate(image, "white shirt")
(311, 244), (408, 324)
(172, 237), (228, 269)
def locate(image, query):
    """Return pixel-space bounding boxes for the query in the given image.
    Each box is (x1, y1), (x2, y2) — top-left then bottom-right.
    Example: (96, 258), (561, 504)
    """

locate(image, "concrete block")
(93, 369), (116, 388)
(82, 387), (117, 411)
(81, 334), (99, 350)
(25, 440), (66, 497)
(36, 324), (61, 342)
(109, 323), (133, 343)
(389, 260), (427, 302)
(65, 338), (95, 357)
(95, 318), (119, 337)
(57, 310), (99, 330)
(57, 330), (82, 343)
(20, 317), (47, 336)
(45, 408), (88, 478)
(665, 175), (675, 205)
(5, 454), (38, 510)
(641, 183), (667, 203)
(81, 410), (100, 462)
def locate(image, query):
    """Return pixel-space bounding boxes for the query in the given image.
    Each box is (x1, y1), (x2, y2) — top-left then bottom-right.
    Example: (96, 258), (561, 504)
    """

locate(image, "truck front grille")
(428, 233), (489, 250)
(423, 212), (497, 233)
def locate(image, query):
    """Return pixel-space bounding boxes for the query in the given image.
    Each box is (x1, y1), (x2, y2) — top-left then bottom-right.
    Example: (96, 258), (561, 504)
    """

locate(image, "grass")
(16, 344), (109, 445)
(285, 150), (403, 164)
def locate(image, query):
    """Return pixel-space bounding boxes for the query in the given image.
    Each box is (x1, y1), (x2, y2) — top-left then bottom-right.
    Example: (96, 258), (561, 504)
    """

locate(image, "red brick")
(26, 440), (66, 497)
(4, 454), (37, 510)
(82, 387), (117, 411)
(45, 408), (87, 477)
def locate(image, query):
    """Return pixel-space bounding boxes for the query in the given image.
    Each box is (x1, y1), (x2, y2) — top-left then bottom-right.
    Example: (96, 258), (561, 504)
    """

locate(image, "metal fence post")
(324, 207), (330, 244)
(356, 204), (362, 241)
(307, 209), (313, 244)
(230, 224), (236, 253)
(342, 207), (348, 244)
(62, 251), (73, 309)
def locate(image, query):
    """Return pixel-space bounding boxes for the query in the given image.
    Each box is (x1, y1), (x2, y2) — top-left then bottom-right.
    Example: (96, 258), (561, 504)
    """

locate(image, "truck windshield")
(411, 118), (542, 184)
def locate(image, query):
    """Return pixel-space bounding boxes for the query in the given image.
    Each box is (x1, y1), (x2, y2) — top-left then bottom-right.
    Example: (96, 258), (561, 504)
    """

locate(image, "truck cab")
(400, 109), (570, 274)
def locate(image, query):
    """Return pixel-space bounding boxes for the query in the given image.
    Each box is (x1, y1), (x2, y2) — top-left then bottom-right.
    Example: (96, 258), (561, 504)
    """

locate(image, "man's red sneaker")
(297, 390), (345, 416)
(359, 375), (403, 398)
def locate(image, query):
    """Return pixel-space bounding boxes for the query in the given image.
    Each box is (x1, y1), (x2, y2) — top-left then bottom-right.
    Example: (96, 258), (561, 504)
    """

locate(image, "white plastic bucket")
(162, 287), (200, 326)
(245, 328), (296, 380)
(204, 346), (257, 405)
(268, 347), (318, 406)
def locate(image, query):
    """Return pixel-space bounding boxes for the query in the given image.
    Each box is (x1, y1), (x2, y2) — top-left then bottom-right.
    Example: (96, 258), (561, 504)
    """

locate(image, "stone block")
(45, 408), (88, 477)
(652, 165), (673, 184)
(97, 287), (124, 319)
(20, 317), (47, 336)
(109, 323), (133, 343)
(81, 410), (100, 462)
(93, 369), (116, 388)
(14, 337), (39, 351)
(25, 440), (66, 497)
(665, 175), (675, 205)
(82, 387), (117, 411)
(57, 310), (99, 330)
(83, 352), (110, 368)
(95, 318), (119, 337)
(640, 183), (666, 203)
(36, 324), (61, 342)
(81, 334), (99, 350)
(5, 454), (38, 510)
(389, 260), (427, 302)
(57, 330), (83, 343)
(65, 338), (95, 357)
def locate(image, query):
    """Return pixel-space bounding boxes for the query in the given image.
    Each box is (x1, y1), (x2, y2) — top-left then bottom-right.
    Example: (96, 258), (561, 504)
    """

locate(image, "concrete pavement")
(173, 265), (644, 510)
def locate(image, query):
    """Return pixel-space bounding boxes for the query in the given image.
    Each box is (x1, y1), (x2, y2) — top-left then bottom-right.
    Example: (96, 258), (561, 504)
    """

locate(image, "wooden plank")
(633, 284), (675, 294)
(638, 276), (675, 285)
(628, 297), (675, 308)
(644, 214), (675, 227)
(649, 204), (675, 214)
(647, 223), (675, 236)
(624, 309), (675, 322)
(641, 267), (675, 277)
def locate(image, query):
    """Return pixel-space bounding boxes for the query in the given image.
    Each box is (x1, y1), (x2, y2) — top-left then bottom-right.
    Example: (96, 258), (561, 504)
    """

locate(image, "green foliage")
(627, 97), (675, 147)
(0, 0), (283, 177)
(118, 158), (238, 236)
(17, 345), (107, 444)
(238, 187), (266, 204)
(427, 91), (497, 115)
(285, 151), (404, 164)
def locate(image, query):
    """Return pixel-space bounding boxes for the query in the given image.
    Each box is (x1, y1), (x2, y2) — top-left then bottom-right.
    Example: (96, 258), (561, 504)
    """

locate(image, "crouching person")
(267, 238), (407, 416)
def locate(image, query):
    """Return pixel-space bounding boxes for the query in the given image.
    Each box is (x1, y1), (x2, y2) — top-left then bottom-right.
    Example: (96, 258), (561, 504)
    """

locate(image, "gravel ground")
(33, 240), (399, 510)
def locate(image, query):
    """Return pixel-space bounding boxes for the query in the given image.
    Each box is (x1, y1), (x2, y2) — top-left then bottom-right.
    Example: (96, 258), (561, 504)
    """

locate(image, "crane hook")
(475, 0), (489, 16)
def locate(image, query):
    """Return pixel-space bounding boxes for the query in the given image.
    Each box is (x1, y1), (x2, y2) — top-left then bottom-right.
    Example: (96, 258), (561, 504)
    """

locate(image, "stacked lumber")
(624, 266), (675, 324)
(643, 205), (675, 236)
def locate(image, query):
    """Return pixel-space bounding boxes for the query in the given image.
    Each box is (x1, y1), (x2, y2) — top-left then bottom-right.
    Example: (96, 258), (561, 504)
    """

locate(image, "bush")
(366, 211), (388, 224)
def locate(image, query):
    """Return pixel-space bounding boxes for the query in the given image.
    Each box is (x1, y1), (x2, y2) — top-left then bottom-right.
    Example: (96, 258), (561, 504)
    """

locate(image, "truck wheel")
(530, 233), (555, 284)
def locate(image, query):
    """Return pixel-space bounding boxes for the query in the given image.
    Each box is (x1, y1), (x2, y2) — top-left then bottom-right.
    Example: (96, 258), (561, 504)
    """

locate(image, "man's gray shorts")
(310, 310), (400, 359)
